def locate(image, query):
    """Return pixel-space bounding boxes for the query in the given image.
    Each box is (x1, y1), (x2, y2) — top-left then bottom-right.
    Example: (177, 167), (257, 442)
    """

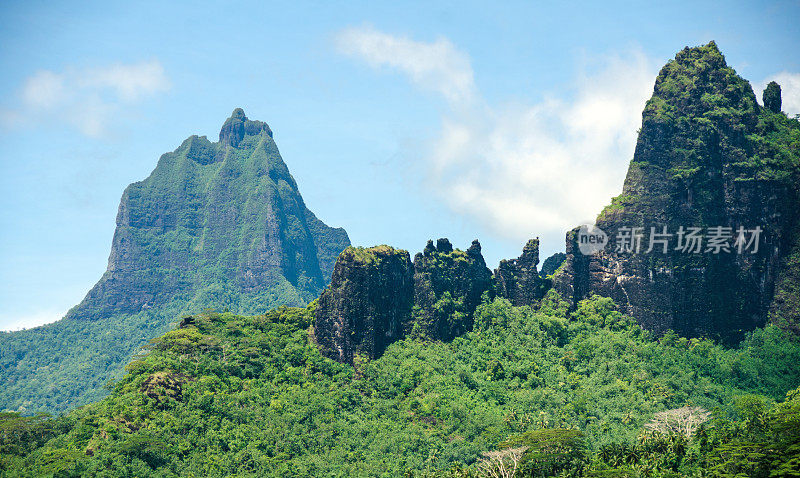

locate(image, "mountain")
(553, 42), (800, 341)
(2, 42), (800, 478)
(0, 109), (350, 414)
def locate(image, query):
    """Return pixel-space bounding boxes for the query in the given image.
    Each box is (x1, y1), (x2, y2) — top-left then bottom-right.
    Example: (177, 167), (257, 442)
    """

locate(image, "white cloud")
(2, 59), (170, 137)
(335, 25), (476, 105)
(0, 309), (64, 331)
(22, 70), (66, 109)
(338, 27), (656, 244)
(81, 61), (170, 101)
(756, 72), (800, 117)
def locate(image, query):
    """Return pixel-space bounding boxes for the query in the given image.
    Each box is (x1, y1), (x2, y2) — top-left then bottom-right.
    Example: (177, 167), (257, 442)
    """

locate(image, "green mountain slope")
(0, 109), (350, 414)
(2, 297), (798, 476)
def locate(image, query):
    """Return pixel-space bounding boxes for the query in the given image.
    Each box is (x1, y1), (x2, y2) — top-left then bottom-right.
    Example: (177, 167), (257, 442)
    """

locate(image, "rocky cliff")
(554, 42), (800, 340)
(494, 239), (551, 307)
(314, 246), (414, 364)
(0, 109), (350, 413)
(315, 239), (493, 363)
(412, 239), (494, 341)
(540, 252), (567, 279)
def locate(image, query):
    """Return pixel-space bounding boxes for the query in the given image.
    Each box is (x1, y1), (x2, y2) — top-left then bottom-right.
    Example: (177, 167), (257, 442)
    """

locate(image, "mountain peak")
(229, 107), (246, 121)
(555, 41), (800, 341)
(644, 41), (758, 131)
(0, 108), (349, 413)
(219, 107), (273, 147)
(675, 40), (723, 63)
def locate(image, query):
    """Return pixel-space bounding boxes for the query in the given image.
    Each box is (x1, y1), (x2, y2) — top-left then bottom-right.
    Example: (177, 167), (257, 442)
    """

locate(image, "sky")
(1, 0), (798, 330)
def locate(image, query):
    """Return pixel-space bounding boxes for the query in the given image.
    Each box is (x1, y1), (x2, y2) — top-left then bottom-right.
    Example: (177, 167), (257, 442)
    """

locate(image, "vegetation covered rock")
(555, 42), (800, 341)
(412, 239), (493, 341)
(314, 239), (493, 364)
(763, 80), (782, 113)
(314, 245), (414, 364)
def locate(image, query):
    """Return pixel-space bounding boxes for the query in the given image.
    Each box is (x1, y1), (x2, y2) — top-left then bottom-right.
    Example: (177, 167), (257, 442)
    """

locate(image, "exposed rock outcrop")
(763, 81), (782, 114)
(315, 239), (493, 363)
(412, 239), (493, 341)
(314, 246), (414, 364)
(494, 239), (551, 306)
(554, 43), (800, 340)
(540, 252), (567, 278)
(219, 107), (273, 148)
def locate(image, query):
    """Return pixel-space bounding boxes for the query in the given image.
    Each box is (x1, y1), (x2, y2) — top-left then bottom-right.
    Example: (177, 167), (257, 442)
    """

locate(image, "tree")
(498, 429), (586, 477)
(476, 447), (528, 478)
(645, 406), (711, 438)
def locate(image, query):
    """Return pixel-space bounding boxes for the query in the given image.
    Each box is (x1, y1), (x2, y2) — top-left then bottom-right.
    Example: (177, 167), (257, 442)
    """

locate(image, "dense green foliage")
(0, 305), (183, 414)
(0, 280), (309, 414)
(3, 294), (798, 476)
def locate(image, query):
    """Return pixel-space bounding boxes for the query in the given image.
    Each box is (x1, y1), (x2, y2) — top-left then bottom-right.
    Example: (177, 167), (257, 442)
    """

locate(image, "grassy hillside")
(2, 294), (798, 476)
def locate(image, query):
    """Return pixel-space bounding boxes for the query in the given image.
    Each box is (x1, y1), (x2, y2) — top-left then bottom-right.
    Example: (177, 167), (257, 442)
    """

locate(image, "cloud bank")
(335, 26), (476, 105)
(2, 60), (170, 137)
(336, 26), (657, 243)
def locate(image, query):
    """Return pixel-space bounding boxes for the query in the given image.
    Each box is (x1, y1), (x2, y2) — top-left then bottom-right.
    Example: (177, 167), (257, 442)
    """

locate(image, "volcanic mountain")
(0, 109), (350, 413)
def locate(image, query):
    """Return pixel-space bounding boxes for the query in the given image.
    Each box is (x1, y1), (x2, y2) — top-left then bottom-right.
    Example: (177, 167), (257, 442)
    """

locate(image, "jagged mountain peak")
(555, 42), (800, 341)
(219, 107), (273, 147)
(0, 111), (350, 413)
(644, 41), (759, 132)
(229, 107), (247, 120)
(676, 40), (722, 62)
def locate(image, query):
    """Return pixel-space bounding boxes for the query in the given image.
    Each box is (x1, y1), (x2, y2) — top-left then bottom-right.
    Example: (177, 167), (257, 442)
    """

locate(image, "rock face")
(315, 239), (493, 363)
(0, 109), (350, 413)
(763, 81), (782, 114)
(412, 239), (494, 341)
(218, 108), (273, 148)
(554, 43), (800, 341)
(494, 239), (550, 306)
(540, 252), (567, 278)
(314, 246), (414, 364)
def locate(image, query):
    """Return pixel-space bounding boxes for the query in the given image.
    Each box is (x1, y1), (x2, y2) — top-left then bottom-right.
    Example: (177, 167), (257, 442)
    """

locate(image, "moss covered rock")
(555, 42), (800, 341)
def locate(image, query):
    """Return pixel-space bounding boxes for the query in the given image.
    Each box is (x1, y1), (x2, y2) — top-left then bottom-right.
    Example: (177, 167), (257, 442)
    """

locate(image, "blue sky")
(1, 0), (798, 330)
